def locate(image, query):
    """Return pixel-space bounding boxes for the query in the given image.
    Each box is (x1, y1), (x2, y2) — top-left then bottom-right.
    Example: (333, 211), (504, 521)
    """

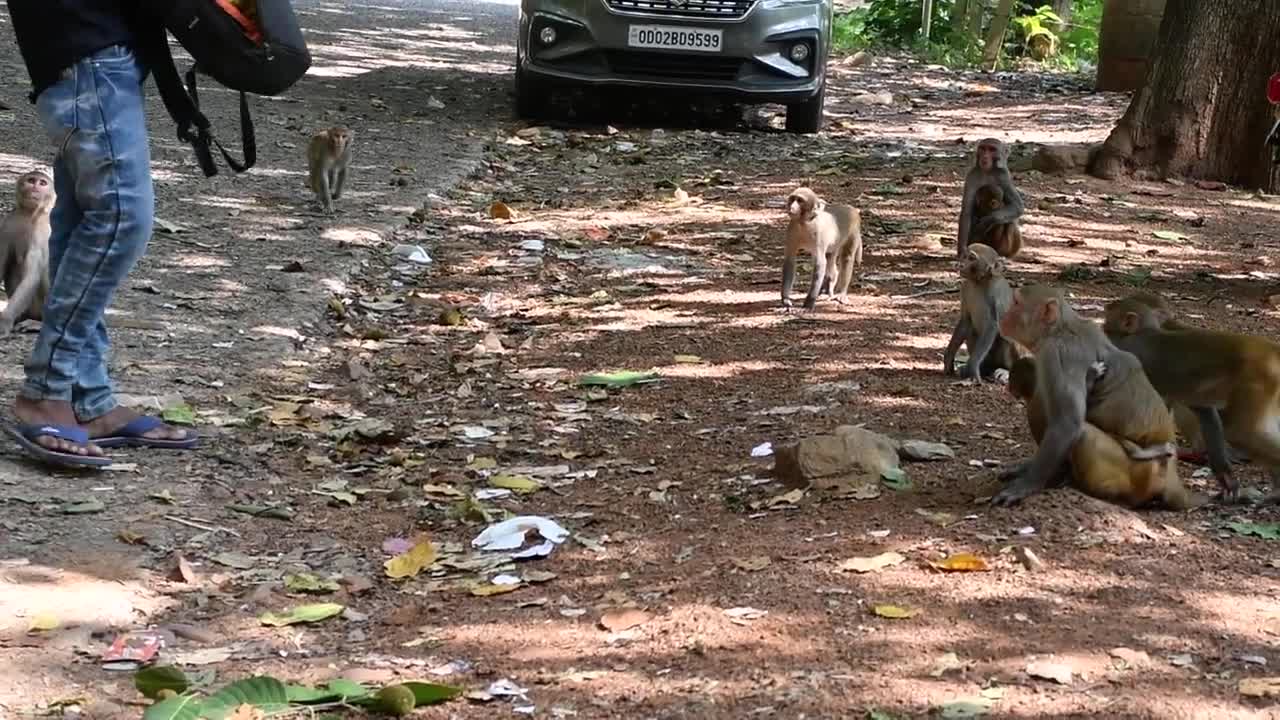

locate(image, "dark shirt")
(6, 2), (139, 101)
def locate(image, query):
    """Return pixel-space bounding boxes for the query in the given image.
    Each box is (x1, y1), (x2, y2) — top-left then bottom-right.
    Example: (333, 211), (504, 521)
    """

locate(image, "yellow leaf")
(930, 553), (991, 572)
(467, 457), (498, 471)
(673, 354), (703, 364)
(116, 529), (146, 545)
(839, 551), (906, 574)
(27, 613), (59, 632)
(383, 536), (437, 579)
(490, 474), (541, 494)
(872, 604), (920, 620)
(470, 581), (522, 597)
(489, 201), (514, 219)
(1240, 677), (1280, 697)
(421, 483), (465, 499)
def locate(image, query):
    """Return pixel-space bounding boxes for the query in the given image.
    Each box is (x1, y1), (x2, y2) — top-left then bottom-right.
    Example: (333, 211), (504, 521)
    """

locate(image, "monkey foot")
(991, 478), (1043, 506)
(7, 423), (111, 468)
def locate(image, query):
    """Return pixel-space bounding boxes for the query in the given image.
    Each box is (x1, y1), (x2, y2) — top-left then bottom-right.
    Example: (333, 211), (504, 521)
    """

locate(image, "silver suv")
(515, 0), (833, 133)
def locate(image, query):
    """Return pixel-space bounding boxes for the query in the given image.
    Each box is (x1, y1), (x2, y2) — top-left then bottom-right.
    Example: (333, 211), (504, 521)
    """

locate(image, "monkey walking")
(973, 185), (1023, 258)
(780, 187), (863, 310)
(957, 138), (1024, 258)
(307, 126), (354, 213)
(0, 170), (53, 337)
(943, 243), (1021, 382)
(993, 284), (1192, 507)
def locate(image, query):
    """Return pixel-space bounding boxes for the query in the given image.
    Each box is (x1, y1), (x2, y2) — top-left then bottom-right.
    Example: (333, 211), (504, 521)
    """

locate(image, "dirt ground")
(6, 26), (1280, 720)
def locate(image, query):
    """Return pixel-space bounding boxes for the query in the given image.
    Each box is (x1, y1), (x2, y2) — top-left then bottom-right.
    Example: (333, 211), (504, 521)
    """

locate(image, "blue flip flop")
(7, 423), (113, 468)
(93, 415), (199, 449)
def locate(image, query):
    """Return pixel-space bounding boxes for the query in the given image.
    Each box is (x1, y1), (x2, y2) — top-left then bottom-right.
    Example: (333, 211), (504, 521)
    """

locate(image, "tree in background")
(1091, 0), (1280, 189)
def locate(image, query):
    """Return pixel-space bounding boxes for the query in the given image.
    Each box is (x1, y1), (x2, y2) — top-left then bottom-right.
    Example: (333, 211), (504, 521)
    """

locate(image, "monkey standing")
(993, 284), (1190, 507)
(0, 170), (54, 337)
(957, 138), (1024, 258)
(1005, 356), (1205, 510)
(943, 243), (1021, 382)
(781, 187), (863, 310)
(973, 185), (1023, 258)
(307, 127), (354, 213)
(1103, 294), (1280, 503)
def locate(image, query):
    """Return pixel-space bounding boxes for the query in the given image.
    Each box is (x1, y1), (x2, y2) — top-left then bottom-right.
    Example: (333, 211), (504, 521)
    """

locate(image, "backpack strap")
(146, 24), (257, 177)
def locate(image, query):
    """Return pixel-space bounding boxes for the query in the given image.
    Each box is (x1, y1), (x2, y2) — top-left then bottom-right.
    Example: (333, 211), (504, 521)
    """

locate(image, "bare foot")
(80, 406), (193, 442)
(13, 397), (104, 457)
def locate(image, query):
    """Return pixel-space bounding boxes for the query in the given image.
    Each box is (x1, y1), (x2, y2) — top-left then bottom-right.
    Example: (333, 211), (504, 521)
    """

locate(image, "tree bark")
(1090, 0), (1280, 190)
(1050, 0), (1072, 33)
(980, 0), (1015, 71)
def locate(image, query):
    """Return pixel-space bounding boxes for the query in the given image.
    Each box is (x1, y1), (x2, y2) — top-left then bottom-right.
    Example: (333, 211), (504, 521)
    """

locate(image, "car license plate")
(627, 25), (723, 53)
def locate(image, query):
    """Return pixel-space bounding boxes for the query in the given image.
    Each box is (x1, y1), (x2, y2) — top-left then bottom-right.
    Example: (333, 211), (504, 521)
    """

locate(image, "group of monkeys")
(0, 125), (357, 341)
(783, 138), (1280, 511)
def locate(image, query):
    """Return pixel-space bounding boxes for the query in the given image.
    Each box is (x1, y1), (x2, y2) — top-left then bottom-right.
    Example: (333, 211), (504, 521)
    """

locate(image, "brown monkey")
(992, 284), (1183, 506)
(943, 243), (1021, 381)
(1005, 356), (1204, 510)
(0, 170), (53, 337)
(957, 138), (1024, 258)
(307, 127), (354, 213)
(1103, 295), (1280, 502)
(973, 184), (1023, 258)
(781, 187), (863, 310)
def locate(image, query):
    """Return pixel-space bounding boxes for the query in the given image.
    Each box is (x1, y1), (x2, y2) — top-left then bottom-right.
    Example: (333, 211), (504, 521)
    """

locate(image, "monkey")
(307, 127), (354, 213)
(1004, 356), (1205, 510)
(1102, 295), (1280, 503)
(992, 284), (1186, 507)
(942, 243), (1022, 382)
(781, 187), (863, 311)
(972, 184), (1023, 259)
(957, 138), (1024, 258)
(0, 170), (53, 337)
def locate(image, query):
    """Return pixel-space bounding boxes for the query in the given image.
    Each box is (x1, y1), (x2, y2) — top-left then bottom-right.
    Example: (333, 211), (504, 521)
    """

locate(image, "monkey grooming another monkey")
(781, 187), (863, 310)
(307, 127), (354, 213)
(1103, 295), (1280, 503)
(1005, 356), (1204, 510)
(943, 243), (1021, 382)
(972, 185), (1023, 259)
(957, 138), (1024, 258)
(0, 170), (53, 337)
(992, 284), (1184, 507)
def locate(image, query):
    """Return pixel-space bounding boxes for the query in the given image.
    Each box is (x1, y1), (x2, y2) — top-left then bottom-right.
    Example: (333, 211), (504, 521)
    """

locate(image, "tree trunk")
(965, 0), (985, 37)
(1091, 0), (1280, 190)
(948, 0), (971, 44)
(980, 0), (1015, 71)
(1050, 0), (1072, 33)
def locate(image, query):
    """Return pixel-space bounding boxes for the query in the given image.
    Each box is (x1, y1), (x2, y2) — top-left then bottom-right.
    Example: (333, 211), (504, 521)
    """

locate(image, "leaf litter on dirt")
(384, 535), (437, 579)
(578, 369), (661, 388)
(258, 603), (345, 627)
(930, 553), (991, 572)
(872, 605), (920, 620)
(1225, 521), (1280, 539)
(839, 551), (905, 574)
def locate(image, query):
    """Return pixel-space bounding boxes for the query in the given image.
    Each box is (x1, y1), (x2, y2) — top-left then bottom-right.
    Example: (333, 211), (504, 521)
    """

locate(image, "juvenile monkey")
(1005, 356), (1204, 510)
(973, 184), (1023, 258)
(957, 138), (1024, 258)
(0, 170), (53, 337)
(781, 187), (863, 310)
(307, 127), (354, 213)
(993, 284), (1184, 507)
(943, 243), (1021, 381)
(1103, 295), (1280, 502)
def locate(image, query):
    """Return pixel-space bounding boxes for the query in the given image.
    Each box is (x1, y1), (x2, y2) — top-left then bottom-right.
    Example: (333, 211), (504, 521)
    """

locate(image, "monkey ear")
(1121, 311), (1141, 333)
(1040, 298), (1060, 325)
(814, 199), (826, 213)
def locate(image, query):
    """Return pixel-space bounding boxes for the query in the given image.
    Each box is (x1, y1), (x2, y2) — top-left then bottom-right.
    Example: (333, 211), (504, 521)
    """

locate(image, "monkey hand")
(959, 362), (983, 384)
(991, 469), (1043, 506)
(973, 216), (997, 237)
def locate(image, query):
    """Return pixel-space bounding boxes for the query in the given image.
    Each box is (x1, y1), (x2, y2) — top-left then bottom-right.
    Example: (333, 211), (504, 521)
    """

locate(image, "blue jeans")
(23, 44), (154, 420)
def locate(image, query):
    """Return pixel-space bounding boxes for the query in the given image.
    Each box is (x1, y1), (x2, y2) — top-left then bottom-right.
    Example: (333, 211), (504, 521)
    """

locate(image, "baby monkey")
(781, 187), (863, 310)
(0, 170), (54, 336)
(307, 126), (354, 213)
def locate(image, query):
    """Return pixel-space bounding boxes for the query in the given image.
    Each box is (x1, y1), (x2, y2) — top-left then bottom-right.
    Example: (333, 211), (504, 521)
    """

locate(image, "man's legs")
(14, 44), (183, 457)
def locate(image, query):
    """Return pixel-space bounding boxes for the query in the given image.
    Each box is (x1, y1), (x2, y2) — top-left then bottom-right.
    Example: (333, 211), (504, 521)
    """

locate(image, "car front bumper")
(518, 0), (830, 104)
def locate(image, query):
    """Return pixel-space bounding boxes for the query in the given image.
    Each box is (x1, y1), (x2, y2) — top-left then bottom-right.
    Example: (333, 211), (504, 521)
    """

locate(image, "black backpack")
(144, 0), (312, 177)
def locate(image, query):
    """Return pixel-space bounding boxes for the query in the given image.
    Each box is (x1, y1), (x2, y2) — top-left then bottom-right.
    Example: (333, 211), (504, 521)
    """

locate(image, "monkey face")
(786, 188), (818, 220)
(16, 171), (52, 212)
(328, 128), (353, 154)
(975, 141), (1000, 171)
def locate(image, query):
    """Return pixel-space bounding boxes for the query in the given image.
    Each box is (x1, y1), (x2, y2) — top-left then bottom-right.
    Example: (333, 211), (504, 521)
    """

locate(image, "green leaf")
(326, 679), (373, 701)
(284, 573), (340, 594)
(285, 679), (372, 705)
(351, 681), (460, 707)
(879, 467), (912, 491)
(939, 697), (994, 718)
(62, 499), (106, 514)
(141, 693), (202, 720)
(227, 503), (294, 521)
(136, 666), (190, 699)
(1152, 230), (1189, 241)
(259, 603), (345, 627)
(199, 676), (290, 720)
(161, 404), (198, 426)
(578, 370), (661, 388)
(1226, 521), (1280, 539)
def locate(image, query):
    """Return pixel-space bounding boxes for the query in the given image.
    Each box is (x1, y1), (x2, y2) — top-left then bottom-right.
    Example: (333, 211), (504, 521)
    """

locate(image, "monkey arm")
(1192, 406), (1237, 498)
(943, 314), (971, 375)
(962, 298), (1002, 380)
(994, 349), (1085, 504)
(803, 250), (826, 309)
(0, 246), (43, 332)
(956, 177), (976, 257)
(986, 171), (1024, 225)
(781, 252), (797, 307)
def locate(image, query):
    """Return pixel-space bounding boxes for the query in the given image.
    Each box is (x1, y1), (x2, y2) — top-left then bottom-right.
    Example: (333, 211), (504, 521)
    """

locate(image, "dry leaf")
(384, 536), (437, 579)
(599, 608), (652, 632)
(1025, 660), (1074, 685)
(872, 605), (920, 619)
(731, 555), (772, 572)
(27, 613), (58, 632)
(1239, 677), (1280, 697)
(839, 551), (905, 574)
(489, 201), (514, 219)
(116, 529), (146, 545)
(930, 553), (991, 572)
(930, 652), (966, 677)
(765, 488), (805, 508)
(470, 582), (522, 597)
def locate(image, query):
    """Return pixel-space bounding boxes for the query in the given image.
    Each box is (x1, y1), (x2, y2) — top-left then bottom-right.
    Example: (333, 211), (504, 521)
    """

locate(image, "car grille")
(605, 0), (758, 20)
(604, 50), (744, 80)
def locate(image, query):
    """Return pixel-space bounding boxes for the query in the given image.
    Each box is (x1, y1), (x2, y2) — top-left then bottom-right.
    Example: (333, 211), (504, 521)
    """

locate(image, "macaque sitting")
(0, 170), (53, 336)
(957, 138), (1024, 258)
